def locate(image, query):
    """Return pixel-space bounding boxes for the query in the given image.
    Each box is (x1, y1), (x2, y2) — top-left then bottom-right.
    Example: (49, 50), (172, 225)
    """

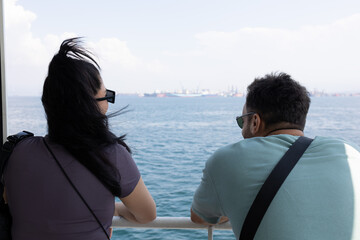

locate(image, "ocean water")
(7, 96), (360, 240)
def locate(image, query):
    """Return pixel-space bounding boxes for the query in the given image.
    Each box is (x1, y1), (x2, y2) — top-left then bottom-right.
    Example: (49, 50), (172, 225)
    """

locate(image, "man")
(191, 72), (360, 239)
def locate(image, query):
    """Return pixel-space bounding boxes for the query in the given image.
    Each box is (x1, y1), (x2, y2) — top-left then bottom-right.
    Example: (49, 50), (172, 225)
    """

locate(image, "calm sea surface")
(7, 96), (360, 240)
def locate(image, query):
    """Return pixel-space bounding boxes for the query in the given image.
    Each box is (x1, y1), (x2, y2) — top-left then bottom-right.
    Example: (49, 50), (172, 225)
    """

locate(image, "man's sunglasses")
(96, 89), (116, 103)
(236, 112), (256, 129)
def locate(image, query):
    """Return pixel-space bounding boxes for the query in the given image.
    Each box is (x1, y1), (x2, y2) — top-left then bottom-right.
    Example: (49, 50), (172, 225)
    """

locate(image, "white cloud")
(4, 0), (47, 66)
(3, 0), (359, 95)
(4, 0), (36, 30)
(146, 59), (167, 73)
(193, 14), (360, 92)
(88, 38), (141, 69)
(3, 0), (166, 95)
(3, 0), (79, 95)
(162, 50), (204, 57)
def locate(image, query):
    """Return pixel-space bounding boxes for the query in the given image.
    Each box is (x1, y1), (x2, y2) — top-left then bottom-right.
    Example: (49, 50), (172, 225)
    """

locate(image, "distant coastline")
(116, 90), (360, 98)
(7, 91), (360, 98)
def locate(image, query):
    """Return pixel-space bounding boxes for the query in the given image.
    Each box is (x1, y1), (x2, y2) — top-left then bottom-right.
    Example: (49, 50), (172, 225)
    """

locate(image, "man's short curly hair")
(246, 72), (311, 130)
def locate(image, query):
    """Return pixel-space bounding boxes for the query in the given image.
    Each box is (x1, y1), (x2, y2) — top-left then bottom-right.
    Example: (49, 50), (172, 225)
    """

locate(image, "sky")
(2, 0), (360, 96)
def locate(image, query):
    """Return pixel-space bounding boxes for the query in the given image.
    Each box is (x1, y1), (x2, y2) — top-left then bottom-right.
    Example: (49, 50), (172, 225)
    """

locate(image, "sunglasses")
(96, 89), (116, 103)
(236, 112), (256, 129)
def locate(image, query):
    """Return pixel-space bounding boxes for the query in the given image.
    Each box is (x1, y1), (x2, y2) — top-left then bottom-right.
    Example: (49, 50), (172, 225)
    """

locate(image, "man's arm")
(191, 150), (230, 225)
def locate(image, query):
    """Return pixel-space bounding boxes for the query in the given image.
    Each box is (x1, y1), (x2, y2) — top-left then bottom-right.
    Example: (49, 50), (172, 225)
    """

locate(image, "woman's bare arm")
(114, 177), (156, 224)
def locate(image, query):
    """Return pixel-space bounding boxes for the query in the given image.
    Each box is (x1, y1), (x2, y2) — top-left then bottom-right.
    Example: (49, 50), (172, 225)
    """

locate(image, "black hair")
(41, 38), (130, 196)
(246, 72), (310, 130)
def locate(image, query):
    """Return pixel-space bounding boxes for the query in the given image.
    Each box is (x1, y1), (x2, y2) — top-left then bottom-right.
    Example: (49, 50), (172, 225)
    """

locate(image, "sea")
(7, 96), (360, 240)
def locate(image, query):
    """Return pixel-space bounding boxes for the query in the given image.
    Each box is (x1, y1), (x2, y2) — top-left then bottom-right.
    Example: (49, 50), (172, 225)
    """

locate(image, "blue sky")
(3, 0), (360, 95)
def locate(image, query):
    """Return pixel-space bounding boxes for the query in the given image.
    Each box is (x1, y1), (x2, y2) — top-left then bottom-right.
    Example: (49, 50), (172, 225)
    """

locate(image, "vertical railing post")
(208, 225), (213, 240)
(0, 0), (7, 143)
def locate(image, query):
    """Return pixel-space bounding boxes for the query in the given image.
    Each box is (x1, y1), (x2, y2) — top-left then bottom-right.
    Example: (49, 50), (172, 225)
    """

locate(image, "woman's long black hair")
(41, 38), (130, 196)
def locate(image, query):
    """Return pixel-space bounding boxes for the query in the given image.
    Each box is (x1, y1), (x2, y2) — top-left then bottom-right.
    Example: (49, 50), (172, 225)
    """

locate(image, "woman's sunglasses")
(96, 89), (116, 103)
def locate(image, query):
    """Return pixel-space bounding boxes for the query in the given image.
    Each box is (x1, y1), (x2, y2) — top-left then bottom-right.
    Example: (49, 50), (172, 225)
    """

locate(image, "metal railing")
(112, 217), (232, 240)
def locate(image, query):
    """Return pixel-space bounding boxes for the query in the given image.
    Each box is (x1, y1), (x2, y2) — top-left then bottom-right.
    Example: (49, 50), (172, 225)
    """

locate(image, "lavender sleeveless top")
(3, 136), (140, 240)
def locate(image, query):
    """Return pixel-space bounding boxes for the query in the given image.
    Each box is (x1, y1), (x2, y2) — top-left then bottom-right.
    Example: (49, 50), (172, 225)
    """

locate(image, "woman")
(3, 38), (156, 240)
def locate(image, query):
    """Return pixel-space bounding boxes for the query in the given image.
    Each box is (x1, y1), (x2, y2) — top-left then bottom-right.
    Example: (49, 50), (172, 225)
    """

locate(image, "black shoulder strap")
(1, 131), (34, 174)
(240, 136), (313, 240)
(42, 138), (110, 240)
(1, 131), (34, 200)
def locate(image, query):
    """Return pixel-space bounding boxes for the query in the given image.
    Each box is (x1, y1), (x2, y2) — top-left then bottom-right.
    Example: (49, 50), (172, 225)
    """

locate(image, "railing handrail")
(112, 216), (232, 240)
(112, 216), (232, 230)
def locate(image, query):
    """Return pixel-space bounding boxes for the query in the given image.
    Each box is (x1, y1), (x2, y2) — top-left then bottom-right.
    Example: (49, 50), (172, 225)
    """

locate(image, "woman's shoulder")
(103, 143), (140, 185)
(103, 142), (134, 164)
(104, 142), (131, 155)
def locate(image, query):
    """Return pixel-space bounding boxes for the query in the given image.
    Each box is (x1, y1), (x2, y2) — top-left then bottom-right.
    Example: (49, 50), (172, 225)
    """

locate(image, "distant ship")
(144, 93), (167, 97)
(144, 92), (203, 97)
(201, 94), (219, 97)
(166, 93), (202, 97)
(143, 91), (246, 98)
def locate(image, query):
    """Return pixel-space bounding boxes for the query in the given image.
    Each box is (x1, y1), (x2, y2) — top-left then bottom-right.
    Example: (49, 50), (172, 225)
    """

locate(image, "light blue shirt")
(192, 135), (360, 239)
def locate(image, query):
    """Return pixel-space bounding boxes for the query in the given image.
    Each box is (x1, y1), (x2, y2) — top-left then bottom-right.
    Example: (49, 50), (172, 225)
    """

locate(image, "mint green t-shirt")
(192, 135), (360, 239)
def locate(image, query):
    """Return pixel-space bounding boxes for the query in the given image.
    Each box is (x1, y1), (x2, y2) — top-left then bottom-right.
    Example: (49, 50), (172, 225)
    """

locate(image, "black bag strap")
(0, 131), (33, 240)
(1, 131), (34, 175)
(1, 131), (34, 193)
(240, 136), (313, 240)
(42, 138), (110, 240)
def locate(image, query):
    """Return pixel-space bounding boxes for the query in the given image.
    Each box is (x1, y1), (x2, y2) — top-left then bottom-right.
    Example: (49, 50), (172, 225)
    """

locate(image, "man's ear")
(250, 113), (262, 136)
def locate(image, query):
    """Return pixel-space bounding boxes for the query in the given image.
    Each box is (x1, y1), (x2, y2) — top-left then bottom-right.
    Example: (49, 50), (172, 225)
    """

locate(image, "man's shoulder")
(211, 136), (288, 157)
(312, 136), (360, 153)
(209, 141), (248, 161)
(205, 137), (278, 169)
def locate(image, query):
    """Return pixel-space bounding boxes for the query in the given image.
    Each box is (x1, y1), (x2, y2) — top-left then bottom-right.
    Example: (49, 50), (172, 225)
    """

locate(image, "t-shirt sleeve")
(191, 160), (223, 224)
(109, 144), (141, 198)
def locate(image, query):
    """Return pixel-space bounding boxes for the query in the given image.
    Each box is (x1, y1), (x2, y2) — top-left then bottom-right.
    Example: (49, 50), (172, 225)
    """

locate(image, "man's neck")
(265, 128), (304, 137)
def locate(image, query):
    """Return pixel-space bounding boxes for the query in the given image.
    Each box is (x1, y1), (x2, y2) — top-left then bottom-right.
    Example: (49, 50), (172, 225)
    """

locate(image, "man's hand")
(190, 209), (229, 226)
(218, 216), (230, 224)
